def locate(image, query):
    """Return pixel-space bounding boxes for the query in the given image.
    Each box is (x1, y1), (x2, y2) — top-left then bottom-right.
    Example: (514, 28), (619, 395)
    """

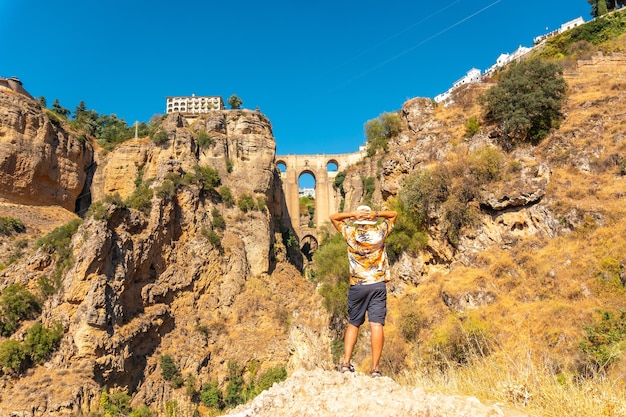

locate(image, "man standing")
(330, 205), (397, 377)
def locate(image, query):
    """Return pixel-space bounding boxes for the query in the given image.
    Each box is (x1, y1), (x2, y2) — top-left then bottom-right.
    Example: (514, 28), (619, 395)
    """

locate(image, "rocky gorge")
(0, 51), (625, 417)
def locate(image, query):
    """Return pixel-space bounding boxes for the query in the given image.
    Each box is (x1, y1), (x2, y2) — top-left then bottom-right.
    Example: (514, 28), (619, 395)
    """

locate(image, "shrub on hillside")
(200, 381), (224, 409)
(160, 354), (183, 387)
(429, 314), (493, 367)
(579, 309), (626, 375)
(0, 216), (26, 236)
(0, 339), (26, 372)
(212, 208), (226, 231)
(400, 166), (450, 228)
(0, 284), (41, 337)
(197, 130), (216, 148)
(365, 112), (401, 156)
(480, 58), (567, 144)
(191, 165), (221, 191)
(125, 183), (154, 215)
(151, 130), (169, 145)
(237, 194), (256, 212)
(468, 146), (505, 184)
(219, 186), (235, 207)
(464, 117), (481, 138)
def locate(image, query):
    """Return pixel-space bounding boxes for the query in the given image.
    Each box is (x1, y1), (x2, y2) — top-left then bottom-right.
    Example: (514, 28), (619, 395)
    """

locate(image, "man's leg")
(343, 323), (360, 365)
(370, 322), (384, 372)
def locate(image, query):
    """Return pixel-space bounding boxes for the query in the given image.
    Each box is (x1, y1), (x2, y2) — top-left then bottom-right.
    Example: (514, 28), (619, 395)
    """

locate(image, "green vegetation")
(0, 216), (26, 236)
(125, 182), (154, 215)
(46, 98), (167, 151)
(192, 165), (221, 191)
(24, 322), (64, 364)
(200, 381), (223, 409)
(481, 58), (567, 144)
(212, 208), (226, 231)
(96, 114), (136, 150)
(51, 98), (70, 117)
(228, 94), (243, 109)
(0, 340), (26, 372)
(429, 314), (493, 367)
(311, 233), (350, 318)
(196, 130), (216, 148)
(464, 117), (481, 138)
(0, 284), (41, 337)
(384, 198), (429, 263)
(579, 309), (626, 375)
(362, 176), (376, 206)
(237, 193), (257, 212)
(99, 391), (152, 417)
(300, 195), (315, 227)
(199, 361), (287, 412)
(587, 0), (625, 17)
(34, 218), (82, 291)
(365, 111), (401, 156)
(151, 130), (169, 145)
(0, 321), (63, 373)
(160, 354), (183, 388)
(333, 171), (347, 211)
(219, 186), (235, 207)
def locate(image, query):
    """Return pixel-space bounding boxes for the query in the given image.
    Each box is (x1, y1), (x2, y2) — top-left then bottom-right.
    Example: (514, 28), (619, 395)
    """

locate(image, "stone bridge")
(276, 149), (365, 254)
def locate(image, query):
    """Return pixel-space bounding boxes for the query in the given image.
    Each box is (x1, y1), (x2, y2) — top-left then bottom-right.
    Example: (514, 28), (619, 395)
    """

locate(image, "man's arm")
(377, 210), (398, 223)
(330, 211), (357, 231)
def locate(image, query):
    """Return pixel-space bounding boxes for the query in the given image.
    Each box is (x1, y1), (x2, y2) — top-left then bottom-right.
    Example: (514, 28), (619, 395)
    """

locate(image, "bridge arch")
(300, 234), (319, 261)
(276, 150), (366, 241)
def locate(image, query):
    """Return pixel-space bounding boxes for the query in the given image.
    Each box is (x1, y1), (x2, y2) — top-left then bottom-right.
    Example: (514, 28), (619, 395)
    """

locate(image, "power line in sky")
(332, 0), (503, 91)
(325, 0), (463, 76)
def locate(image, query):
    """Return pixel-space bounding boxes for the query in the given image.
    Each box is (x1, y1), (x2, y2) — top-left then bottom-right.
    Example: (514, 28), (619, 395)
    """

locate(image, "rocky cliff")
(0, 89), (330, 416)
(0, 52), (625, 417)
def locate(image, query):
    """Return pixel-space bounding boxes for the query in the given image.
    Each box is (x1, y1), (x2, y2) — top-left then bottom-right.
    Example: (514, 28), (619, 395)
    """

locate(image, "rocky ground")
(218, 369), (531, 417)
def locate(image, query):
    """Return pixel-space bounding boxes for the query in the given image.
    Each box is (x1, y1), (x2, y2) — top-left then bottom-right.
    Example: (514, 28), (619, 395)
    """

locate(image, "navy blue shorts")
(347, 281), (387, 326)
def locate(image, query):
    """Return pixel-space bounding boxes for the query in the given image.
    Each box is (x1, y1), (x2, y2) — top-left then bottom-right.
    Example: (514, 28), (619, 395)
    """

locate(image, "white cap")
(354, 205), (377, 225)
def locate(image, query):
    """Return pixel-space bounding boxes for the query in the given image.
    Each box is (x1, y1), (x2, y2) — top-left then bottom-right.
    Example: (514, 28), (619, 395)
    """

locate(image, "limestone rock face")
(0, 95), (329, 416)
(0, 89), (94, 210)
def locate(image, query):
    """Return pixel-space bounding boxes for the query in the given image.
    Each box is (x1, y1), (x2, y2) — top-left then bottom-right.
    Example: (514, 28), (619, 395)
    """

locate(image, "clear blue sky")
(1, 0), (591, 156)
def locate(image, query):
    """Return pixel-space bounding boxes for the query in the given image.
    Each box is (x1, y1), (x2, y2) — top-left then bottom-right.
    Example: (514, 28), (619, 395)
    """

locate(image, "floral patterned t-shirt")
(338, 219), (395, 285)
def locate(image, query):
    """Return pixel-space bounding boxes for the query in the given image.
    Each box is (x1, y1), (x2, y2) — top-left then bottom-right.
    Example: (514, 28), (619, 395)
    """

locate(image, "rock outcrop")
(0, 90), (329, 416)
(0, 87), (93, 210)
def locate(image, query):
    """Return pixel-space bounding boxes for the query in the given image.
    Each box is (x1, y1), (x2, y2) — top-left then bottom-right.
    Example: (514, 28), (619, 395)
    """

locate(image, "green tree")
(51, 99), (70, 117)
(95, 114), (133, 150)
(588, 0), (615, 16)
(71, 101), (99, 136)
(101, 391), (132, 417)
(228, 94), (243, 109)
(364, 111), (401, 156)
(481, 58), (567, 144)
(37, 96), (47, 108)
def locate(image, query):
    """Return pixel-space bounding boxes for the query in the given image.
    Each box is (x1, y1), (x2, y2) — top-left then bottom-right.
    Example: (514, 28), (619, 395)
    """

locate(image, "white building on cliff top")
(166, 94), (224, 114)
